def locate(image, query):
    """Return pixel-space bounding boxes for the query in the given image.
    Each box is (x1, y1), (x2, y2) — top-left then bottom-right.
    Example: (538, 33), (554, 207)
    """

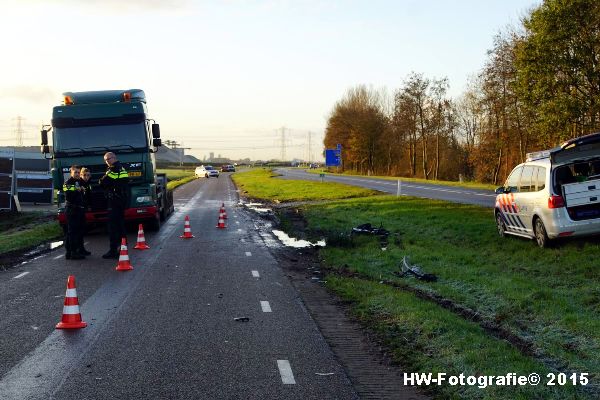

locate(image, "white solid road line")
(13, 272), (30, 279)
(251, 270), (260, 278)
(53, 255), (64, 260)
(260, 301), (272, 312)
(277, 360), (296, 384)
(245, 251), (252, 257)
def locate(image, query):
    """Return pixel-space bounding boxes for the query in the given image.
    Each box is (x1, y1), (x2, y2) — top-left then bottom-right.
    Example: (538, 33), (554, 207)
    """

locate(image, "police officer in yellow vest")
(63, 165), (87, 260)
(99, 152), (129, 259)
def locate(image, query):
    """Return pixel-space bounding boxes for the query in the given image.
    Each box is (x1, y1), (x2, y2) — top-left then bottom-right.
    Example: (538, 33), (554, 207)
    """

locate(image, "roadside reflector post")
(397, 180), (401, 197)
(320, 173), (325, 183)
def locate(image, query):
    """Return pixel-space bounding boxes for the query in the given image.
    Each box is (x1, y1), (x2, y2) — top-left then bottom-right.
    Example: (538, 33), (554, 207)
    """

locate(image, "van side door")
(498, 166), (523, 233)
(516, 166), (537, 235)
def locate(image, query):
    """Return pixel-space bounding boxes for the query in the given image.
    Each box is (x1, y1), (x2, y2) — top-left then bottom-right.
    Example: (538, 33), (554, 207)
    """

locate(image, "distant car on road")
(221, 165), (235, 172)
(195, 165), (220, 178)
(495, 132), (600, 247)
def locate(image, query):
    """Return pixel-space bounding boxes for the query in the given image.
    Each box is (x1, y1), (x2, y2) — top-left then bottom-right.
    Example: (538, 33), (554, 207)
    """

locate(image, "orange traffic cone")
(220, 202), (228, 219)
(56, 275), (87, 329)
(134, 224), (150, 250)
(216, 212), (226, 229)
(115, 237), (134, 271)
(180, 216), (195, 238)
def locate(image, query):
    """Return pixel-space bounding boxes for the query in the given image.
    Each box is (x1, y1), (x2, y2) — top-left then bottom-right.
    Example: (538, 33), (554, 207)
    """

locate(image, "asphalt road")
(275, 169), (497, 208)
(0, 174), (357, 400)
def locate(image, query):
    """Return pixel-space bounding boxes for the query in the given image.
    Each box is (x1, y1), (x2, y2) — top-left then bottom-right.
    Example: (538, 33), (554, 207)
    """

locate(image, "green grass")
(234, 171), (599, 399)
(304, 167), (498, 191)
(303, 196), (599, 397)
(0, 215), (62, 255)
(232, 168), (380, 202)
(157, 168), (196, 191)
(329, 276), (580, 399)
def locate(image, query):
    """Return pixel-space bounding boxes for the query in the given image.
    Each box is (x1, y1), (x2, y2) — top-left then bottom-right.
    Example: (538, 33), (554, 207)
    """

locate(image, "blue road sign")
(325, 149), (341, 167)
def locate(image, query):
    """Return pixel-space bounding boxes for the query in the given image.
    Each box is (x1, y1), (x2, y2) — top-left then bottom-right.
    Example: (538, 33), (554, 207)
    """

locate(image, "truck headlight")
(136, 196), (151, 203)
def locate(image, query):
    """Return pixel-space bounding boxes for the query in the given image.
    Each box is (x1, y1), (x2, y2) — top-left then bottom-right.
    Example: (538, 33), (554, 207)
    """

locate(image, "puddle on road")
(50, 240), (64, 249)
(240, 201), (325, 248)
(272, 230), (326, 248)
(241, 202), (274, 214)
(24, 240), (64, 256)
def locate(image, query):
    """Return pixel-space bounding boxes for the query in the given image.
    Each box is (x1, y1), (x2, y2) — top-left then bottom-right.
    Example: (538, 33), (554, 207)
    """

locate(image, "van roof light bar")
(525, 150), (551, 162)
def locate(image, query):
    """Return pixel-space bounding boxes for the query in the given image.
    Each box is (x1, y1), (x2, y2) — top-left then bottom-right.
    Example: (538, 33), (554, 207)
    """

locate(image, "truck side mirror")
(152, 124), (160, 139)
(153, 138), (162, 147)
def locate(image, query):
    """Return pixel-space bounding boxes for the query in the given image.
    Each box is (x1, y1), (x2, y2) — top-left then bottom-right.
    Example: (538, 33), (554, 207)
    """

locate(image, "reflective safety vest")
(106, 169), (129, 180)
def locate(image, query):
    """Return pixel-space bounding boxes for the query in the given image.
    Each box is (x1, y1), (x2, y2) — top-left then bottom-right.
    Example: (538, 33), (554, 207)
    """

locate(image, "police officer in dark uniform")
(77, 167), (92, 256)
(63, 165), (86, 260)
(100, 152), (129, 259)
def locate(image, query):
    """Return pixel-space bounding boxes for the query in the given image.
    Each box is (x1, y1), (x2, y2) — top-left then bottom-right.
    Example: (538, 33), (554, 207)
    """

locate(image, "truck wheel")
(534, 218), (550, 248)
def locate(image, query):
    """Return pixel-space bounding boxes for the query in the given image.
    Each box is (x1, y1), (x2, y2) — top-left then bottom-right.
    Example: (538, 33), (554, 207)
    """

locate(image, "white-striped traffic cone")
(134, 224), (150, 250)
(56, 275), (87, 329)
(115, 237), (134, 271)
(180, 216), (194, 238)
(220, 202), (228, 219)
(216, 212), (226, 229)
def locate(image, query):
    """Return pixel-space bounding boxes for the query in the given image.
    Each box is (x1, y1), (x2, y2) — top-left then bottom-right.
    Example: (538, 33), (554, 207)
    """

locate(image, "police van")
(495, 132), (600, 247)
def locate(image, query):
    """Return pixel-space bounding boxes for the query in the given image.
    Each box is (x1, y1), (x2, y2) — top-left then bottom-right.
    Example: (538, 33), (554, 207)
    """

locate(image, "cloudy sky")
(0, 0), (537, 161)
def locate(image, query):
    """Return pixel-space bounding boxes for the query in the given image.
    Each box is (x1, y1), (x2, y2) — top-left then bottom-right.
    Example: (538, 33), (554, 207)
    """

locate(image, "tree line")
(324, 0), (600, 184)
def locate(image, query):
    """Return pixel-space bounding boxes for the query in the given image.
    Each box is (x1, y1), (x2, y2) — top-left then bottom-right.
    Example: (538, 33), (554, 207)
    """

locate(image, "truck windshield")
(54, 123), (147, 153)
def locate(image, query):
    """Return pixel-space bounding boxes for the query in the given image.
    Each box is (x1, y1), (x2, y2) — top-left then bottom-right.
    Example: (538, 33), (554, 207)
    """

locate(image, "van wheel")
(534, 218), (549, 248)
(495, 212), (507, 238)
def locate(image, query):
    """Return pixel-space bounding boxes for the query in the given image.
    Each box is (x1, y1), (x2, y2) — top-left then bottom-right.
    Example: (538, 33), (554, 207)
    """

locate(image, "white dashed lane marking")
(277, 360), (296, 384)
(53, 255), (64, 260)
(260, 301), (272, 312)
(245, 252), (252, 257)
(13, 272), (30, 279)
(251, 270), (260, 278)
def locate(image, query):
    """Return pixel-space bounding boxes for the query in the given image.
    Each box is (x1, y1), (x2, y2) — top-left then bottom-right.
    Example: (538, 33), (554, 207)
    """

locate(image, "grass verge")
(232, 168), (379, 202)
(0, 212), (62, 255)
(233, 170), (598, 399)
(157, 168), (197, 191)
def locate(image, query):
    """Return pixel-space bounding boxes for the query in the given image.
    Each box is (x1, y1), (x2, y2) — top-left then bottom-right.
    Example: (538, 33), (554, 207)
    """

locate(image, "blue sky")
(0, 0), (538, 161)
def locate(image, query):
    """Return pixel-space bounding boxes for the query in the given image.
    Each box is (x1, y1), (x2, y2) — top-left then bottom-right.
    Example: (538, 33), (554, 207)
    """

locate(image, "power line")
(12, 116), (25, 146)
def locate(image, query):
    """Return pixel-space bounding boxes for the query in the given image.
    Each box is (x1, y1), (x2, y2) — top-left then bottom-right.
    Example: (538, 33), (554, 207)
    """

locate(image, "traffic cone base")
(56, 275), (87, 329)
(56, 320), (87, 329)
(134, 223), (150, 250)
(180, 215), (195, 238)
(116, 238), (134, 271)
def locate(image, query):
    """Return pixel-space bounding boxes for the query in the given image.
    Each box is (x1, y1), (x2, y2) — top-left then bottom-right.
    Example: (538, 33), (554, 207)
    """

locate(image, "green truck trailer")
(41, 89), (174, 231)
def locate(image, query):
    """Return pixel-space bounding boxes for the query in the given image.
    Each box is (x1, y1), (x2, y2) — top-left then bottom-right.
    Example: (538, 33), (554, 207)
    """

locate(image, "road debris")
(234, 317), (250, 322)
(395, 256), (438, 282)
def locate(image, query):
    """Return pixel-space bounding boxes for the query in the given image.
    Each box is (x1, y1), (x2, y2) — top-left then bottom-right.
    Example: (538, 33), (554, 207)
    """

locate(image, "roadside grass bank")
(304, 168), (497, 191)
(156, 168), (196, 191)
(232, 170), (598, 399)
(0, 212), (62, 258)
(232, 168), (379, 202)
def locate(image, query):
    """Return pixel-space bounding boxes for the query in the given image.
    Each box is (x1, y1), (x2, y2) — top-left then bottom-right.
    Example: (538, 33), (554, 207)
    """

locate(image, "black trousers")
(65, 207), (85, 255)
(107, 204), (126, 252)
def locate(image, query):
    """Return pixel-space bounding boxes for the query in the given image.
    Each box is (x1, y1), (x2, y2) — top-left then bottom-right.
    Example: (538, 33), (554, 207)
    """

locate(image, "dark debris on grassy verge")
(274, 205), (598, 398)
